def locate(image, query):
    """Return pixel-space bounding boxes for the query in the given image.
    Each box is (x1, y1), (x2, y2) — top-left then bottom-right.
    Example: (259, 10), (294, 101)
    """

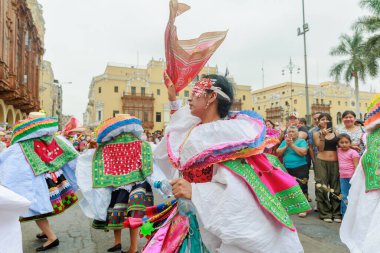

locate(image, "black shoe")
(107, 243), (122, 252)
(36, 238), (59, 252)
(92, 219), (107, 230)
(36, 233), (48, 240)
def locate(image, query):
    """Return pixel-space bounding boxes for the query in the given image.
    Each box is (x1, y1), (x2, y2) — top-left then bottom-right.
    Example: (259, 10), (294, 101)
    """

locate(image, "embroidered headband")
(191, 78), (231, 102)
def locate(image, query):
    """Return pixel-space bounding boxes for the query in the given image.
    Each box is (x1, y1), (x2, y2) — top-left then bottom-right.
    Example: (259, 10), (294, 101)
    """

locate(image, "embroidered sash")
(92, 133), (152, 188)
(362, 128), (380, 192)
(19, 136), (78, 175)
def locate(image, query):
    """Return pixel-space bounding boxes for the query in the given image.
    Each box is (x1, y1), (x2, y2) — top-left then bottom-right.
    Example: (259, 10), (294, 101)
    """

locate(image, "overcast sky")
(38, 0), (373, 120)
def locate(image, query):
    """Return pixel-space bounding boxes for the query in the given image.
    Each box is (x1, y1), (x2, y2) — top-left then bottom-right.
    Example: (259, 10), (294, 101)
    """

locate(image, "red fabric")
(182, 166), (213, 183)
(62, 116), (81, 136)
(102, 141), (142, 176)
(164, 0), (227, 93)
(33, 139), (63, 163)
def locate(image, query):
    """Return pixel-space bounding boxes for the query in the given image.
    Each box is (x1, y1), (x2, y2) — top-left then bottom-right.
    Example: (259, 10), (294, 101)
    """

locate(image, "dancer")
(125, 74), (310, 253)
(0, 112), (79, 251)
(76, 115), (161, 253)
(340, 95), (380, 252)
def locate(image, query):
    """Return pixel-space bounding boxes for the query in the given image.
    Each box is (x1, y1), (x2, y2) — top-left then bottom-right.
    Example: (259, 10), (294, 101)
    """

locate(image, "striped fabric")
(365, 94), (380, 127)
(11, 117), (58, 145)
(95, 115), (142, 143)
(164, 0), (227, 93)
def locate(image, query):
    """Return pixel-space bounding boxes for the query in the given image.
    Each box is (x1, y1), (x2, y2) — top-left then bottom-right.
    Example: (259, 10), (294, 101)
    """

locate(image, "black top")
(324, 133), (339, 151)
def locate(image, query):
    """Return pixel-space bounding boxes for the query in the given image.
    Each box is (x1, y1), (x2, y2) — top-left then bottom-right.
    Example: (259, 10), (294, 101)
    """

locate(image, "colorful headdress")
(95, 115), (143, 143)
(164, 0), (227, 93)
(191, 78), (231, 102)
(364, 94), (380, 133)
(11, 116), (58, 145)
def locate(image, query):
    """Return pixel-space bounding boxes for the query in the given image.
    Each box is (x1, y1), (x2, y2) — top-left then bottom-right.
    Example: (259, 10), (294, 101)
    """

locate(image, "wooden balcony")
(231, 99), (242, 111)
(122, 92), (155, 130)
(311, 103), (330, 115)
(266, 106), (284, 123)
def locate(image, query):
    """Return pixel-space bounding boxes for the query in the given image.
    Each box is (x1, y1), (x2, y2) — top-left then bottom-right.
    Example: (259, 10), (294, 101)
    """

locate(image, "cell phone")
(326, 121), (333, 130)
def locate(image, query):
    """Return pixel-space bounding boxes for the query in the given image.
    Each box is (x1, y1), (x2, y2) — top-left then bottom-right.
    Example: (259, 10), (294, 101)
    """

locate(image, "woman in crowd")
(264, 119), (280, 154)
(277, 126), (309, 217)
(337, 110), (365, 155)
(313, 113), (341, 223)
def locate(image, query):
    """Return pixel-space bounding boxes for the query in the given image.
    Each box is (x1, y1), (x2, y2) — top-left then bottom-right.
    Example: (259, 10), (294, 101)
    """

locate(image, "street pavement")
(21, 170), (349, 253)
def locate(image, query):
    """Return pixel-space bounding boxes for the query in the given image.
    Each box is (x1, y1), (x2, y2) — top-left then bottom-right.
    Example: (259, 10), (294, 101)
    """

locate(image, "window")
(282, 91), (285, 95)
(316, 99), (319, 104)
(263, 96), (266, 99)
(114, 86), (119, 93)
(143, 111), (148, 122)
(329, 100), (332, 105)
(338, 101), (341, 105)
(131, 86), (136, 95)
(184, 90), (189, 97)
(321, 99), (324, 104)
(141, 87), (146, 95)
(258, 106), (260, 110)
(345, 101), (348, 106)
(98, 87), (102, 93)
(365, 103), (368, 107)
(285, 101), (289, 106)
(156, 112), (162, 122)
(294, 99), (297, 105)
(243, 95), (246, 101)
(97, 111), (102, 121)
(113, 110), (119, 117)
(351, 101), (355, 106)
(291, 89), (294, 92)
(157, 89), (160, 95)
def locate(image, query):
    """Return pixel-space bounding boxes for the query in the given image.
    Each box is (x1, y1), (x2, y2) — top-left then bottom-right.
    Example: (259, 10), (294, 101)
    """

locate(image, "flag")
(164, 0), (227, 93)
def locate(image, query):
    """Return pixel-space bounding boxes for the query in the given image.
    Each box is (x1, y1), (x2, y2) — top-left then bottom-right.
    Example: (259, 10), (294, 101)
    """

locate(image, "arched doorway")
(336, 112), (342, 125)
(15, 111), (22, 123)
(6, 108), (15, 126)
(0, 100), (5, 123)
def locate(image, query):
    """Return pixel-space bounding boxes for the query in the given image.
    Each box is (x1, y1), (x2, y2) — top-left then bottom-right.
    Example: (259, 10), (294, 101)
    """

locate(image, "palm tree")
(330, 30), (378, 115)
(354, 0), (380, 56)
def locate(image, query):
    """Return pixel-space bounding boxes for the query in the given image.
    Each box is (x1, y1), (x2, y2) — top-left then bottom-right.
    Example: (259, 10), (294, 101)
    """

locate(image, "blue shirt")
(308, 126), (320, 157)
(279, 138), (308, 169)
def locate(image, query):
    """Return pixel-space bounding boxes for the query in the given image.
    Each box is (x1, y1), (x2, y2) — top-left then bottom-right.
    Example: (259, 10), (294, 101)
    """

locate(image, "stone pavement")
(22, 171), (349, 253)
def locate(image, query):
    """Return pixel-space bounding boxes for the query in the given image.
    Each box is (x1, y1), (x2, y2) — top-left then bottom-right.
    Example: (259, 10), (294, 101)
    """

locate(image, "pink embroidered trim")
(166, 113), (265, 170)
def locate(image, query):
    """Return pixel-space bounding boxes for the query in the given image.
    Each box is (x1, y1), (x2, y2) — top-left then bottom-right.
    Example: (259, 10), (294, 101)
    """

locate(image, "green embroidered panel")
(92, 133), (152, 188)
(363, 128), (380, 191)
(222, 159), (295, 230)
(20, 137), (78, 175)
(265, 153), (286, 172)
(275, 185), (311, 215)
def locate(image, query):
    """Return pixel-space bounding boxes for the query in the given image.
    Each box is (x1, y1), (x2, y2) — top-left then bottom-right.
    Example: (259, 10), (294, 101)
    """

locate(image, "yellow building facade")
(252, 81), (378, 125)
(84, 59), (254, 131)
(39, 61), (61, 118)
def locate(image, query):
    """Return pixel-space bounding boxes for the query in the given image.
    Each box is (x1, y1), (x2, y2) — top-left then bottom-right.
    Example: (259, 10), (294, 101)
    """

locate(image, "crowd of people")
(264, 110), (365, 222)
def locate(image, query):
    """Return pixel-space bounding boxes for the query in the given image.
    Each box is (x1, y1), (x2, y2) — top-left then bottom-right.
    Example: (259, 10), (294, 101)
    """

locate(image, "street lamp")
(282, 58), (300, 112)
(297, 0), (311, 125)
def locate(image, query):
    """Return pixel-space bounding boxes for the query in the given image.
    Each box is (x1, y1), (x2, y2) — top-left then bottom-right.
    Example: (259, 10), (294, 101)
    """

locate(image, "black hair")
(318, 113), (332, 122)
(338, 133), (352, 143)
(265, 119), (275, 128)
(203, 74), (234, 118)
(299, 118), (307, 125)
(342, 110), (356, 118)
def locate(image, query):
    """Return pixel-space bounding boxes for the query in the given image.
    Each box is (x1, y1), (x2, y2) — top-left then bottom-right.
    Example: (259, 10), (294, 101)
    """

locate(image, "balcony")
(266, 106), (284, 123)
(122, 92), (155, 130)
(311, 103), (330, 115)
(231, 99), (242, 111)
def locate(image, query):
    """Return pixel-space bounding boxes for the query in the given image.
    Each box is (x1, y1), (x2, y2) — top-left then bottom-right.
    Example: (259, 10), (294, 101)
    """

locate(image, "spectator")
(313, 113), (341, 223)
(0, 132), (6, 153)
(281, 112), (308, 140)
(337, 111), (366, 155)
(337, 134), (360, 217)
(264, 119), (280, 155)
(308, 112), (322, 166)
(277, 126), (309, 217)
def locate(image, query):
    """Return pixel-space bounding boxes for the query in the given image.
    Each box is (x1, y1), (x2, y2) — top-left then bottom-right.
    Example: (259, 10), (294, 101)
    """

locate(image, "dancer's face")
(188, 91), (210, 118)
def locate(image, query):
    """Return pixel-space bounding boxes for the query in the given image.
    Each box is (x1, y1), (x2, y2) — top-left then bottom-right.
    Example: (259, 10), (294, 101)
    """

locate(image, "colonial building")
(252, 81), (378, 125)
(39, 60), (61, 119)
(83, 59), (253, 131)
(0, 0), (44, 126)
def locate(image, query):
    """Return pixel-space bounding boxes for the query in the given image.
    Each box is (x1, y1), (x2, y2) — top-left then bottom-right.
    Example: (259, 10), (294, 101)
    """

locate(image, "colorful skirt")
(93, 181), (153, 230)
(20, 170), (78, 222)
